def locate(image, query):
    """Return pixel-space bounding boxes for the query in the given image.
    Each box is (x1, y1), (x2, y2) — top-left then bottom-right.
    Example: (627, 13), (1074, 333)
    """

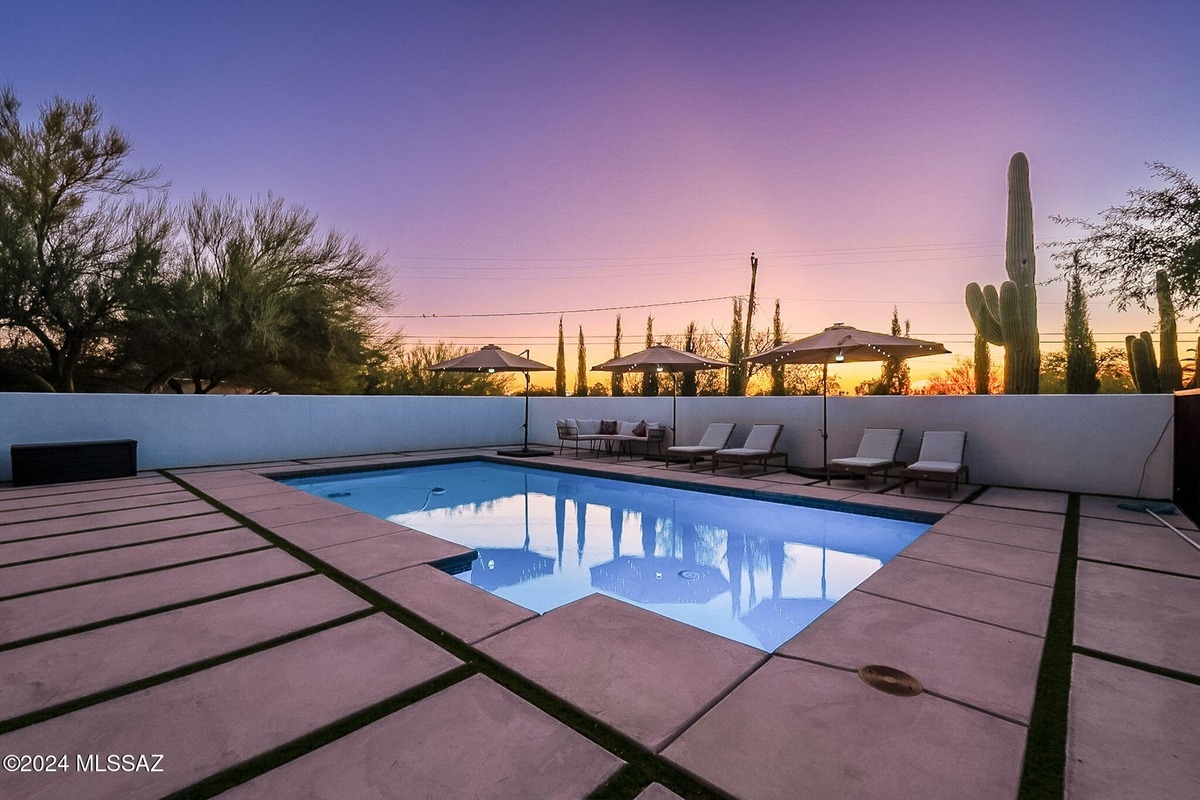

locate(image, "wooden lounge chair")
(711, 424), (788, 475)
(900, 431), (969, 497)
(826, 428), (904, 487)
(665, 422), (736, 469)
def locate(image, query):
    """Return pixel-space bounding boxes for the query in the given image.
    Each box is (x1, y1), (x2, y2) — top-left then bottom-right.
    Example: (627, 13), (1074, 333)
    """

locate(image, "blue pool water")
(285, 462), (928, 651)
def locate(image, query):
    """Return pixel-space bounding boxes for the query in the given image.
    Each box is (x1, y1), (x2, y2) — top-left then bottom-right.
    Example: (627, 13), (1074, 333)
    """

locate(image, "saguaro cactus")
(1155, 270), (1183, 392)
(1125, 270), (1184, 393)
(966, 152), (1041, 394)
(1126, 333), (1159, 393)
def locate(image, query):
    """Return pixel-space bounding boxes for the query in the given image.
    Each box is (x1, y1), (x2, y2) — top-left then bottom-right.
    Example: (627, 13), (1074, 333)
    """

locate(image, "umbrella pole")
(822, 362), (829, 467)
(672, 372), (678, 443)
(522, 370), (531, 450)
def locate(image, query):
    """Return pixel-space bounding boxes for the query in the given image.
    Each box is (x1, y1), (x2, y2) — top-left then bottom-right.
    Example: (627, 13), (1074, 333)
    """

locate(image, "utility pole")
(741, 252), (759, 389)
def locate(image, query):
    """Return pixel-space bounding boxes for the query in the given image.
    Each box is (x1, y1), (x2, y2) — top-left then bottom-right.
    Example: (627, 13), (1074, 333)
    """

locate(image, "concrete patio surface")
(0, 446), (1196, 798)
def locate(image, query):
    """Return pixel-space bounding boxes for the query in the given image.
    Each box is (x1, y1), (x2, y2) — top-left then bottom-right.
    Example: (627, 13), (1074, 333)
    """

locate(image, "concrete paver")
(930, 513), (1063, 553)
(1079, 494), (1198, 530)
(220, 675), (623, 799)
(0, 576), (369, 721)
(974, 487), (1069, 514)
(0, 513), (239, 567)
(1078, 515), (1200, 577)
(840, 491), (956, 516)
(239, 501), (360, 529)
(0, 481), (185, 513)
(218, 490), (333, 514)
(0, 499), (218, 543)
(479, 594), (766, 752)
(0, 615), (461, 800)
(777, 591), (1043, 723)
(663, 657), (1025, 800)
(0, 491), (197, 526)
(0, 475), (171, 502)
(0, 528), (270, 599)
(268, 513), (410, 551)
(174, 470), (276, 490)
(635, 783), (685, 800)
(948, 502), (1064, 530)
(366, 565), (535, 644)
(857, 555), (1053, 636)
(896, 481), (978, 503)
(1075, 560), (1200, 677)
(0, 549), (312, 645)
(1066, 655), (1200, 800)
(754, 483), (859, 503)
(899, 531), (1060, 586)
(314, 529), (475, 580)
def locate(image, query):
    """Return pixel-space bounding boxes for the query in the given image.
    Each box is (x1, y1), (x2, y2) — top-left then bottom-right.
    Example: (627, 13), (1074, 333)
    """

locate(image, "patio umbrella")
(745, 323), (948, 468)
(428, 344), (554, 457)
(592, 345), (733, 439)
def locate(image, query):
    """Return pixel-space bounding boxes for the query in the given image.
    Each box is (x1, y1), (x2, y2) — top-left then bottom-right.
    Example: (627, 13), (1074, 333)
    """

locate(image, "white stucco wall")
(0, 392), (1175, 498)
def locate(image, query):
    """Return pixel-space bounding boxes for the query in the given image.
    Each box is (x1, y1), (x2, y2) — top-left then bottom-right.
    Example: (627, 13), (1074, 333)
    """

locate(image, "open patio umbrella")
(428, 344), (554, 457)
(745, 323), (948, 468)
(592, 345), (733, 439)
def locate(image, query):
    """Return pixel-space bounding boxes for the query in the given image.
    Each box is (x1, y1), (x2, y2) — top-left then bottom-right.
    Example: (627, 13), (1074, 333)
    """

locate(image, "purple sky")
(6, 1), (1199, 386)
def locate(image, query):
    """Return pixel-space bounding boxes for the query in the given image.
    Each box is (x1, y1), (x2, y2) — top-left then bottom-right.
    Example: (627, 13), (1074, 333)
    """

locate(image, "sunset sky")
(6, 1), (1199, 388)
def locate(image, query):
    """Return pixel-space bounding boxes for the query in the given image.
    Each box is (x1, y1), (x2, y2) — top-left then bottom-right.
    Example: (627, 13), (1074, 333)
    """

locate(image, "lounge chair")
(826, 428), (904, 487)
(665, 422), (736, 469)
(900, 431), (969, 497)
(711, 424), (788, 475)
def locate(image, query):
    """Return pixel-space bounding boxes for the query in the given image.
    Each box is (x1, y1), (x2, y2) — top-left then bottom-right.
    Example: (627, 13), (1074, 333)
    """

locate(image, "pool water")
(285, 461), (928, 651)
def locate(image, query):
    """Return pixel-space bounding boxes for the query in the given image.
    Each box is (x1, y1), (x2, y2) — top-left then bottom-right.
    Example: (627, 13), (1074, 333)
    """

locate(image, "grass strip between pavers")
(1017, 492), (1079, 800)
(167, 472), (732, 800)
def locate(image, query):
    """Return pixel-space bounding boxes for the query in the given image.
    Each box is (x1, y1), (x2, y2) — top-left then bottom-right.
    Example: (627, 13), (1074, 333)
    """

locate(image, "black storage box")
(11, 439), (138, 487)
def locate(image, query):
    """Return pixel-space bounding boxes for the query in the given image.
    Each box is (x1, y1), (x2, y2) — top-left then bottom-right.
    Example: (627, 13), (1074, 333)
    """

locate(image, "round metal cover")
(678, 569), (701, 580)
(857, 664), (923, 697)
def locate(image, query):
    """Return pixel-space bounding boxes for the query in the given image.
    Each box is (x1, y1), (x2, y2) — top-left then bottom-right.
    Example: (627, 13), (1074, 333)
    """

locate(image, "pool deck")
(1, 447), (1197, 799)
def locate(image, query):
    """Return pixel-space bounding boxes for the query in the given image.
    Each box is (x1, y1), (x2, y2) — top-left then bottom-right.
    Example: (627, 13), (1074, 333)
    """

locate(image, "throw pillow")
(600, 419), (619, 435)
(632, 419), (647, 437)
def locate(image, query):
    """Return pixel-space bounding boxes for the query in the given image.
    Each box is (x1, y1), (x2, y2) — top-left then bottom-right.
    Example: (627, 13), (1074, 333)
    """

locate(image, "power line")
(380, 294), (741, 320)
(384, 238), (1058, 264)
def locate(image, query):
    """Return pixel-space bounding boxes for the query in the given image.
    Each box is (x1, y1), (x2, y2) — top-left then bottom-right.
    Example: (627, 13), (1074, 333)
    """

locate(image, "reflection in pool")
(285, 462), (928, 651)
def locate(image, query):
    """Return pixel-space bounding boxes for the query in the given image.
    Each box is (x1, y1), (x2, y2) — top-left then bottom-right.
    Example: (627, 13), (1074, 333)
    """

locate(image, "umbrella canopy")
(427, 344), (554, 456)
(593, 345), (732, 374)
(593, 345), (733, 440)
(428, 343), (553, 374)
(745, 323), (948, 366)
(745, 324), (948, 468)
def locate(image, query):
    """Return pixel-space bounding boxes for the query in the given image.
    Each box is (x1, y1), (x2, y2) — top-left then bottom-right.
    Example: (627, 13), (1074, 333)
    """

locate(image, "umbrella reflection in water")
(590, 556), (729, 604)
(468, 473), (555, 590)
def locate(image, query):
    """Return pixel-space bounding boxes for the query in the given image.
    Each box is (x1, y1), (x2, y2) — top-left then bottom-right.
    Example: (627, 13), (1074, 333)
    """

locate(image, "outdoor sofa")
(556, 418), (666, 459)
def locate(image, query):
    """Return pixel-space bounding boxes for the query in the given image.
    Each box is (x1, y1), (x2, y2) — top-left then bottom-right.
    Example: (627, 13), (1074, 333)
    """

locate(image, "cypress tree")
(681, 321), (698, 397)
(1064, 263), (1101, 393)
(876, 306), (911, 394)
(770, 300), (786, 396)
(554, 316), (566, 396)
(726, 298), (745, 396)
(642, 316), (658, 396)
(611, 314), (624, 397)
(575, 326), (588, 396)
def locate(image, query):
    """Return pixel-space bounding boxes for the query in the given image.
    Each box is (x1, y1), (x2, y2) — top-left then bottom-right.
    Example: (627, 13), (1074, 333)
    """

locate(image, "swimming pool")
(285, 461), (928, 651)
